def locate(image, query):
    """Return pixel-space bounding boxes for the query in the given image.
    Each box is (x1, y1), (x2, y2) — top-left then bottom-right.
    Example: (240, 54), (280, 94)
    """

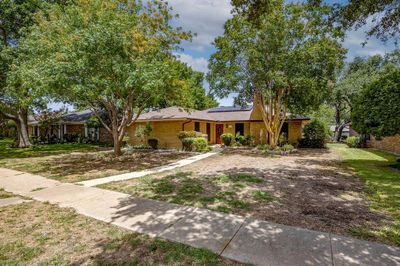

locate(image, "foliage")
(257, 144), (272, 151)
(220, 133), (233, 146)
(352, 65), (400, 137)
(135, 123), (153, 142)
(208, 0), (345, 147)
(299, 120), (327, 148)
(281, 144), (294, 152)
(332, 0), (400, 44)
(181, 137), (194, 151)
(345, 136), (361, 148)
(18, 0), (192, 155)
(192, 137), (209, 152)
(177, 131), (202, 140)
(0, 0), (70, 148)
(235, 133), (246, 145)
(278, 133), (288, 146)
(308, 104), (335, 137)
(85, 116), (101, 129)
(147, 138), (158, 149)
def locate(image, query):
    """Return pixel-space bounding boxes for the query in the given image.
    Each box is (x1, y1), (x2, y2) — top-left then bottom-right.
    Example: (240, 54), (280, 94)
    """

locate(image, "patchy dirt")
(104, 148), (392, 243)
(0, 150), (193, 183)
(0, 201), (240, 265)
(194, 149), (390, 236)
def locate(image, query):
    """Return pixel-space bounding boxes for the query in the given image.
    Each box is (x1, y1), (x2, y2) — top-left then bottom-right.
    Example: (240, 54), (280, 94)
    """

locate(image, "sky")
(168, 0), (398, 106)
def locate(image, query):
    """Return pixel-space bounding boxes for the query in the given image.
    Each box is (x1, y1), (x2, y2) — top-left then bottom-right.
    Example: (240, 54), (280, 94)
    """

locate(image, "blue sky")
(168, 0), (398, 106)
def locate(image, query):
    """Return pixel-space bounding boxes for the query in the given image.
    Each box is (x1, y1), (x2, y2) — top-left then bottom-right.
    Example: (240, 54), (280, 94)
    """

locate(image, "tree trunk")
(15, 110), (32, 148)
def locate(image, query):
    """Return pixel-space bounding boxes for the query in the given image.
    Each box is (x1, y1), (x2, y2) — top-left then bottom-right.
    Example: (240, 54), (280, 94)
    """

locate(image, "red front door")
(216, 124), (224, 144)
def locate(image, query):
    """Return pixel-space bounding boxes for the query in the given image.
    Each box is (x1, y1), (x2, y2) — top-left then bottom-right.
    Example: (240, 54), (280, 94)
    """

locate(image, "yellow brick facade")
(127, 118), (307, 149)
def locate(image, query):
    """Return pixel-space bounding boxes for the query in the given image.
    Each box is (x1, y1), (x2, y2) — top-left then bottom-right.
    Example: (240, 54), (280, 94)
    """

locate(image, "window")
(194, 122), (200, 132)
(206, 123), (211, 141)
(235, 123), (244, 136)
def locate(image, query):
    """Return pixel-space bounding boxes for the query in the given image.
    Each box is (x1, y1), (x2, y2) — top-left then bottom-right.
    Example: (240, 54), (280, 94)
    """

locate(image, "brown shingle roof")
(136, 106), (309, 122)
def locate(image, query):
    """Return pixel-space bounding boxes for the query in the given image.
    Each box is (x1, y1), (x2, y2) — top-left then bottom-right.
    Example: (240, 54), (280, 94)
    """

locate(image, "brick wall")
(370, 135), (400, 155)
(66, 125), (85, 136)
(99, 127), (113, 143)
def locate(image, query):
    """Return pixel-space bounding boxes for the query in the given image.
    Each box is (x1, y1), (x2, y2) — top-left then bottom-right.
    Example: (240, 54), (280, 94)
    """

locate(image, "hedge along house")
(28, 110), (112, 143)
(127, 106), (310, 148)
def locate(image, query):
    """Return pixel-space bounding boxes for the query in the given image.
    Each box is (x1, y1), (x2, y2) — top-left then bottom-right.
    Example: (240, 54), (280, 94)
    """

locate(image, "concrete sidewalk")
(77, 151), (219, 187)
(1, 168), (399, 266)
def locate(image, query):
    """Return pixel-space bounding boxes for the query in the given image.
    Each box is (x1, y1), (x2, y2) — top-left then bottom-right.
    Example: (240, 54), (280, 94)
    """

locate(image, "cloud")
(342, 17), (397, 60)
(176, 53), (209, 73)
(168, 0), (232, 52)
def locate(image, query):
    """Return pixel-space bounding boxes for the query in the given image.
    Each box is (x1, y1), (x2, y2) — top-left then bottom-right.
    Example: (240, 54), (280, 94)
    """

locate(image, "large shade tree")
(0, 0), (68, 147)
(208, 0), (345, 147)
(352, 57), (400, 137)
(19, 0), (193, 155)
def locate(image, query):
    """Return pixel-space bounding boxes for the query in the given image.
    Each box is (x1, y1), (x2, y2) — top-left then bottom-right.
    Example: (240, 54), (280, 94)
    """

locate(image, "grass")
(100, 171), (273, 214)
(0, 138), (191, 183)
(329, 143), (400, 246)
(0, 189), (14, 199)
(0, 200), (242, 265)
(0, 138), (103, 159)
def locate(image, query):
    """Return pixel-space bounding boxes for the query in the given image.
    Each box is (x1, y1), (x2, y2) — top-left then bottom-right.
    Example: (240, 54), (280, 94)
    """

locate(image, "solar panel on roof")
(207, 106), (253, 112)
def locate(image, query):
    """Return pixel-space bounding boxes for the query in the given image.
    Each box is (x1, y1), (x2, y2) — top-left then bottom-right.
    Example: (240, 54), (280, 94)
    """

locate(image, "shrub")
(346, 136), (361, 148)
(147, 138), (158, 149)
(181, 137), (194, 151)
(278, 133), (288, 146)
(221, 133), (233, 146)
(281, 144), (294, 151)
(235, 133), (246, 145)
(177, 131), (201, 140)
(298, 120), (327, 148)
(193, 137), (209, 152)
(257, 144), (272, 151)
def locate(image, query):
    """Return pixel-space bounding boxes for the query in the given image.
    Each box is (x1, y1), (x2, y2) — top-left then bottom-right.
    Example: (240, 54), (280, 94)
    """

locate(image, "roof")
(28, 110), (96, 125)
(136, 106), (310, 122)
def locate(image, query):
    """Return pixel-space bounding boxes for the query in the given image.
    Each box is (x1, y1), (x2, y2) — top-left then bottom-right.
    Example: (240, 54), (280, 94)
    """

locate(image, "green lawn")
(329, 143), (400, 246)
(0, 138), (105, 159)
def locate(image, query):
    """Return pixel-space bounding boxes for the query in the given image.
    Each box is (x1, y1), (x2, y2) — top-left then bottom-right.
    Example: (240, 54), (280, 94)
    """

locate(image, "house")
(127, 106), (310, 148)
(28, 110), (112, 143)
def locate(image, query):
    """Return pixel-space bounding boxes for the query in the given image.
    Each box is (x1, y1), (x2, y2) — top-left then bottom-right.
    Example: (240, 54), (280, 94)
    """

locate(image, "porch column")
(84, 126), (88, 138)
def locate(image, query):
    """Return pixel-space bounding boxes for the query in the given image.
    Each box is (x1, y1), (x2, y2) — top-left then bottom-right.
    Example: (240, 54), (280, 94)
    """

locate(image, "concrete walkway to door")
(77, 151), (219, 187)
(1, 168), (399, 266)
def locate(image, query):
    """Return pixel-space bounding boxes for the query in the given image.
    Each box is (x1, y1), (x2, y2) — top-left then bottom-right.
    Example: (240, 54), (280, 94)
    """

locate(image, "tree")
(332, 55), (385, 141)
(332, 0), (400, 44)
(19, 0), (192, 155)
(34, 109), (65, 141)
(352, 64), (400, 137)
(0, 0), (70, 147)
(208, 0), (345, 147)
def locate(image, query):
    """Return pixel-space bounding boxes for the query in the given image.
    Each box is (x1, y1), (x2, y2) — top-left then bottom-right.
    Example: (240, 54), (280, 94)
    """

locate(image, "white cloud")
(342, 17), (397, 60)
(176, 53), (209, 73)
(168, 0), (232, 52)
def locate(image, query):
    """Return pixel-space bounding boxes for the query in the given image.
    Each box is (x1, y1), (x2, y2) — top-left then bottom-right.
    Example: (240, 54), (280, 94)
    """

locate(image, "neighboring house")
(329, 124), (359, 140)
(127, 106), (310, 148)
(28, 110), (112, 143)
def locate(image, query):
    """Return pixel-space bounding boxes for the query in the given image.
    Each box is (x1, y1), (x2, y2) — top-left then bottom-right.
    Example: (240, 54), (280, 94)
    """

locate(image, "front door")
(216, 124), (224, 144)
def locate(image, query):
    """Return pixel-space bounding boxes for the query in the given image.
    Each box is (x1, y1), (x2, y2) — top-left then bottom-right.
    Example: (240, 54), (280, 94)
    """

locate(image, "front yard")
(0, 139), (192, 183)
(101, 145), (400, 247)
(0, 198), (240, 265)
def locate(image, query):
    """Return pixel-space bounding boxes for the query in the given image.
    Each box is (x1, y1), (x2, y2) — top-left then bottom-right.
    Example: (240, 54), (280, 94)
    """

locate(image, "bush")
(346, 136), (361, 148)
(298, 120), (327, 148)
(221, 133), (233, 146)
(193, 137), (209, 152)
(181, 137), (194, 151)
(235, 133), (246, 145)
(257, 144), (272, 151)
(177, 131), (202, 140)
(281, 144), (294, 152)
(147, 138), (158, 149)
